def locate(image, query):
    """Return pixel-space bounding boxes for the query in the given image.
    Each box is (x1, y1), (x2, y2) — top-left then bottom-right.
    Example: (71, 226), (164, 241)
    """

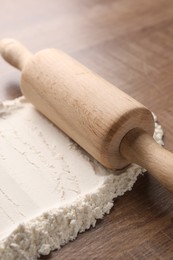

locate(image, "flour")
(0, 97), (163, 260)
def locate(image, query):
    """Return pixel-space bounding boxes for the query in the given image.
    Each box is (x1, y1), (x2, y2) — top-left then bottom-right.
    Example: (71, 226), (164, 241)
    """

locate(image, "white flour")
(0, 97), (163, 260)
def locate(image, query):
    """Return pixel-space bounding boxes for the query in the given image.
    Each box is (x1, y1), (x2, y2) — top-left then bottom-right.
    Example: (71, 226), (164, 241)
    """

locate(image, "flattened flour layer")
(0, 97), (163, 259)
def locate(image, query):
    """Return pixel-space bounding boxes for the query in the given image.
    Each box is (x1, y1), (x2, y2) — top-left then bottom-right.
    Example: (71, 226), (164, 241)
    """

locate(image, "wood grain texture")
(0, 0), (173, 259)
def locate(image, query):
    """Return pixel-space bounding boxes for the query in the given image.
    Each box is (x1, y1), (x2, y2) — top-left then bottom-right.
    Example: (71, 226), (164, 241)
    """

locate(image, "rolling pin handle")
(0, 38), (33, 71)
(120, 128), (173, 193)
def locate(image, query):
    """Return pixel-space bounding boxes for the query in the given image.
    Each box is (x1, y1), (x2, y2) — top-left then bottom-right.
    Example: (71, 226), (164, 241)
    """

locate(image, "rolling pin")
(1, 39), (173, 192)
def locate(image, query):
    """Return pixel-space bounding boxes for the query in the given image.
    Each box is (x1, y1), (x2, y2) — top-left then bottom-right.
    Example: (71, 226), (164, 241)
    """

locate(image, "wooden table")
(1, 0), (173, 259)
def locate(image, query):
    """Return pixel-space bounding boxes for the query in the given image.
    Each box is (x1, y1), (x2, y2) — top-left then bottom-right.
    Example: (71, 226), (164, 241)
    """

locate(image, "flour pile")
(0, 97), (163, 259)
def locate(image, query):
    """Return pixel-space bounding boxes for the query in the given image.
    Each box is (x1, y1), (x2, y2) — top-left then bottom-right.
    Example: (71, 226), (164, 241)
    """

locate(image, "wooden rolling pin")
(1, 39), (173, 192)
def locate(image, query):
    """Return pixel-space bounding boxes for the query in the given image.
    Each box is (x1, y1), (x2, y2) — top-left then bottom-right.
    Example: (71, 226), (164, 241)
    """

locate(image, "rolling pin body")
(21, 49), (154, 169)
(1, 39), (173, 193)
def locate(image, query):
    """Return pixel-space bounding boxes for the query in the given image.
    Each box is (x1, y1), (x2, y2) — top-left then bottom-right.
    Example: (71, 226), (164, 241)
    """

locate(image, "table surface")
(1, 0), (173, 259)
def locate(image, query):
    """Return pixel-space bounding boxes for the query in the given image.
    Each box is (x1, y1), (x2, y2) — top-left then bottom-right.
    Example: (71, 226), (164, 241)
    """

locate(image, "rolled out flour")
(0, 97), (163, 260)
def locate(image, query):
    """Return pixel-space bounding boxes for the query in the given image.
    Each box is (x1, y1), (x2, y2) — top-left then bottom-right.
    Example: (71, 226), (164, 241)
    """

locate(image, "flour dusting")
(0, 97), (163, 260)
